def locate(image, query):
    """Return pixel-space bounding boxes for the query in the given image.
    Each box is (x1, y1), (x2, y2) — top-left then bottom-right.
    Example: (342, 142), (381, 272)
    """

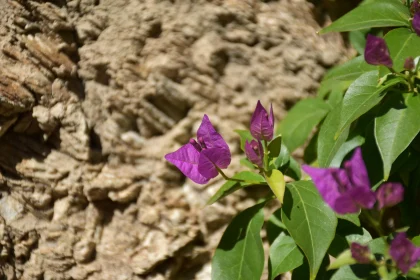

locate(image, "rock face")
(0, 0), (347, 279)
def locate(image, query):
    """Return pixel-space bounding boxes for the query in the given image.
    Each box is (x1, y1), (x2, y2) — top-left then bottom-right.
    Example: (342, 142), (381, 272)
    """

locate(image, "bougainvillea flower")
(390, 233), (420, 274)
(302, 148), (376, 214)
(244, 140), (264, 168)
(364, 34), (393, 68)
(351, 243), (371, 264)
(413, 12), (420, 36)
(376, 182), (404, 209)
(165, 115), (231, 184)
(250, 101), (274, 141)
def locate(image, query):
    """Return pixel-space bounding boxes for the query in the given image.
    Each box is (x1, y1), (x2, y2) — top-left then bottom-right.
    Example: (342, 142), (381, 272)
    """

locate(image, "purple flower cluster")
(165, 115), (231, 184)
(303, 148), (404, 214)
(351, 234), (420, 274)
(245, 101), (274, 168)
(165, 100), (274, 183)
(390, 233), (420, 274)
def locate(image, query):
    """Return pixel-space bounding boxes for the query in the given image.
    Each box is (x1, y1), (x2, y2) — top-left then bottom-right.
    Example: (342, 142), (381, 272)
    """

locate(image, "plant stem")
(263, 140), (269, 172)
(361, 210), (385, 237)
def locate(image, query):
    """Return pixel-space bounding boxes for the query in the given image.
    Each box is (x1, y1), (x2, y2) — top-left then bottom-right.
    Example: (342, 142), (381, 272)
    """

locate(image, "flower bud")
(404, 57), (415, 70)
(250, 101), (274, 141)
(376, 182), (404, 209)
(350, 243), (371, 264)
(390, 233), (420, 274)
(244, 140), (264, 168)
(413, 12), (420, 36)
(364, 34), (393, 68)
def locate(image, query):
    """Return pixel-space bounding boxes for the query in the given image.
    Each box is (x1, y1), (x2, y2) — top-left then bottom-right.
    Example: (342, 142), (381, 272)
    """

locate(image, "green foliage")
(319, 0), (410, 34)
(375, 94), (420, 179)
(207, 171), (265, 205)
(211, 202), (266, 280)
(269, 233), (304, 280)
(279, 99), (331, 152)
(317, 103), (350, 168)
(384, 28), (420, 72)
(207, 1), (420, 279)
(281, 181), (338, 279)
(336, 71), (404, 139)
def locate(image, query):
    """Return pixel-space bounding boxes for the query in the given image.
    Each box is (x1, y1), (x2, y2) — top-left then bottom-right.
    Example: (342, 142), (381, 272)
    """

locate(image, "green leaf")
(336, 214), (361, 227)
(331, 265), (372, 280)
(337, 71), (405, 138)
(269, 233), (304, 280)
(281, 181), (338, 280)
(275, 143), (290, 169)
(265, 170), (286, 203)
(346, 228), (372, 244)
(384, 28), (420, 72)
(412, 236), (420, 246)
(207, 171), (265, 205)
(268, 135), (282, 160)
(235, 130), (253, 152)
(375, 94), (420, 179)
(318, 103), (350, 168)
(284, 157), (302, 181)
(330, 135), (365, 168)
(349, 29), (369, 54)
(322, 56), (376, 84)
(240, 158), (256, 170)
(279, 99), (331, 152)
(368, 238), (387, 255)
(212, 202), (266, 280)
(266, 209), (287, 244)
(319, 0), (410, 34)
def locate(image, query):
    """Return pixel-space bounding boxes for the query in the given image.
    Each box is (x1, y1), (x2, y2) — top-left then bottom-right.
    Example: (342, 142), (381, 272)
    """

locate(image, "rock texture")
(0, 0), (347, 279)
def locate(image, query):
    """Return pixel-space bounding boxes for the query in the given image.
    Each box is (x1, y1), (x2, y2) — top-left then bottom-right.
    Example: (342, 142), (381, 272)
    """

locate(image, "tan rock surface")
(0, 0), (348, 279)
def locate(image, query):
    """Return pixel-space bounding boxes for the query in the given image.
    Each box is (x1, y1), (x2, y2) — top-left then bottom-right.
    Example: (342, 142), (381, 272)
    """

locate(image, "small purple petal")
(413, 12), (420, 36)
(351, 243), (371, 264)
(165, 144), (210, 184)
(197, 115), (230, 151)
(390, 233), (420, 274)
(245, 140), (263, 167)
(364, 34), (393, 68)
(302, 165), (343, 209)
(348, 187), (376, 210)
(333, 194), (359, 214)
(250, 101), (274, 141)
(376, 182), (404, 209)
(198, 148), (231, 179)
(344, 148), (370, 189)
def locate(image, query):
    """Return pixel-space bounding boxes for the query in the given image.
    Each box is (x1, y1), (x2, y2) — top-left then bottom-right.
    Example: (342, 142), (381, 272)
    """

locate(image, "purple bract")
(250, 101), (274, 141)
(302, 148), (376, 214)
(413, 12), (420, 36)
(390, 233), (420, 274)
(364, 34), (393, 68)
(350, 243), (371, 264)
(165, 115), (231, 184)
(376, 182), (404, 210)
(245, 140), (264, 168)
